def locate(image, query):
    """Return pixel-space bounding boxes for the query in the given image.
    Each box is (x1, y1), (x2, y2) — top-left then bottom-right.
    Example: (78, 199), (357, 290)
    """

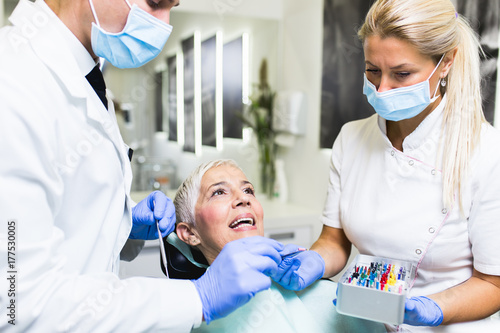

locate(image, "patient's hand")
(271, 249), (325, 291)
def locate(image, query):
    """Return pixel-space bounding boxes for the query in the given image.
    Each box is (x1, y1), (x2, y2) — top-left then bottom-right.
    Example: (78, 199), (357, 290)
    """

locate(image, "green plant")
(240, 59), (277, 198)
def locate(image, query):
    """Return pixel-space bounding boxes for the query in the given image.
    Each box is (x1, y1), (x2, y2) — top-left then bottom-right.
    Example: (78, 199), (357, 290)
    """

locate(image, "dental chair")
(160, 232), (208, 279)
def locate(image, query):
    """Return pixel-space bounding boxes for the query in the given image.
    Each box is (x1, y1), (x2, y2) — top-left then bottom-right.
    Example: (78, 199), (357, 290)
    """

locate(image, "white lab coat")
(0, 0), (201, 332)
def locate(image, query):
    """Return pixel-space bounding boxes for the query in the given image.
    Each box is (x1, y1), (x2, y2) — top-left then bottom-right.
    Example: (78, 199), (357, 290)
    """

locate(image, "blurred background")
(2, 0), (498, 278)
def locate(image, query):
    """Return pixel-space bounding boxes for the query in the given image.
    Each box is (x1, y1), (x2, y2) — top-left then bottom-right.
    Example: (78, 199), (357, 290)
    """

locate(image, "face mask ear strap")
(431, 78), (442, 100)
(125, 0), (133, 9)
(428, 54), (446, 80)
(88, 0), (100, 26)
(429, 54), (446, 100)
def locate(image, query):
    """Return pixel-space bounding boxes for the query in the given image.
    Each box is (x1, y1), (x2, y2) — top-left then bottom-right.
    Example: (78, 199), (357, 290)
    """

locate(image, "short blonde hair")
(174, 159), (242, 225)
(358, 0), (486, 210)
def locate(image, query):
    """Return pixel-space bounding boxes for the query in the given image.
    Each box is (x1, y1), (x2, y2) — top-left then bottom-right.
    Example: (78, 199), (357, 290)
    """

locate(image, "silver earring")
(441, 78), (447, 87)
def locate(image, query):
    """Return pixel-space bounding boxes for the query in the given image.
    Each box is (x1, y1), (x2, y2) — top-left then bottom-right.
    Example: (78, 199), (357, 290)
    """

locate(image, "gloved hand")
(130, 191), (176, 240)
(404, 296), (443, 326)
(193, 236), (283, 324)
(271, 249), (325, 291)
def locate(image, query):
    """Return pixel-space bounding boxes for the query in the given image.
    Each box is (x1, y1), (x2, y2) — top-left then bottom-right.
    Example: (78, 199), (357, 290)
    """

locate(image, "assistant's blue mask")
(88, 0), (172, 69)
(363, 55), (444, 121)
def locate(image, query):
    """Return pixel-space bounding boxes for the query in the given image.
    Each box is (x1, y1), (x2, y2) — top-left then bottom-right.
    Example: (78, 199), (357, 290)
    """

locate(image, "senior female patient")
(171, 159), (386, 333)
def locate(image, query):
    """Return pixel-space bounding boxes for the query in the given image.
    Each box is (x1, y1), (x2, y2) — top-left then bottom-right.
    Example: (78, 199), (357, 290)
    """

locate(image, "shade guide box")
(336, 254), (416, 325)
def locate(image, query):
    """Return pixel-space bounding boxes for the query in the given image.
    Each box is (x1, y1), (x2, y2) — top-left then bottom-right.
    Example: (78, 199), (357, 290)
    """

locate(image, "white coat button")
(415, 249), (422, 255)
(429, 227), (436, 234)
(391, 150), (395, 156)
(409, 160), (414, 166)
(431, 169), (436, 175)
(442, 208), (448, 214)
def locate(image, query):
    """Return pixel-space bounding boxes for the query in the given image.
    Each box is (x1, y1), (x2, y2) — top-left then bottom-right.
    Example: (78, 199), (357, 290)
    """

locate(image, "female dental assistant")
(272, 0), (500, 331)
(0, 0), (284, 332)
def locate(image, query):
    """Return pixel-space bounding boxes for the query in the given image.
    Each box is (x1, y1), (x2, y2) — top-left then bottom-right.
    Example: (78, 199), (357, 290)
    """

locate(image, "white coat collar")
(9, 0), (132, 179)
(377, 95), (446, 152)
(9, 0), (88, 102)
(10, 0), (121, 129)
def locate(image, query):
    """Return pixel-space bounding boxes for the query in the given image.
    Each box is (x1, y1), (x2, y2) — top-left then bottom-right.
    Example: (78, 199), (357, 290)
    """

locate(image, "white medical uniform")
(0, 0), (201, 332)
(321, 96), (500, 332)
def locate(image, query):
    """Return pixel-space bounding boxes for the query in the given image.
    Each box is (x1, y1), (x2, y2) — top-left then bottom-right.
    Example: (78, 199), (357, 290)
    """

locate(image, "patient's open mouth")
(229, 217), (255, 230)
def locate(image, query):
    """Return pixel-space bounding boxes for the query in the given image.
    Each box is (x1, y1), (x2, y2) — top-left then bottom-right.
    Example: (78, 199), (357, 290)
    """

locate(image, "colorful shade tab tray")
(336, 254), (416, 325)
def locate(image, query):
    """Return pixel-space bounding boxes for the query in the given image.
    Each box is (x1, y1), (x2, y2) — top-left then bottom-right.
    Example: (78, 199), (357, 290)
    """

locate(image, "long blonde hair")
(358, 0), (486, 210)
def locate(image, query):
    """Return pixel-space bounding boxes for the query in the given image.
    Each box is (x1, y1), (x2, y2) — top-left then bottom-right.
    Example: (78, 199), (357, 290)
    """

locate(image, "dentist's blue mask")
(88, 0), (173, 69)
(363, 55), (444, 121)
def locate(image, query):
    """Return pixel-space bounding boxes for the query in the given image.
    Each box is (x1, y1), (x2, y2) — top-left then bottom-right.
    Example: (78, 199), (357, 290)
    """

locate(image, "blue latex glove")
(404, 296), (443, 326)
(130, 191), (175, 240)
(271, 248), (325, 291)
(193, 236), (283, 324)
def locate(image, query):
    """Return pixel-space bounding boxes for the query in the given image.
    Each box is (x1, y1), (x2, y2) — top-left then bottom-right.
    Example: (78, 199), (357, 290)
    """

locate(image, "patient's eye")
(243, 187), (255, 196)
(211, 188), (225, 197)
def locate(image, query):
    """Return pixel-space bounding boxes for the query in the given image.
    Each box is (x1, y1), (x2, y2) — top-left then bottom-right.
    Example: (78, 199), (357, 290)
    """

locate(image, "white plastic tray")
(336, 254), (416, 325)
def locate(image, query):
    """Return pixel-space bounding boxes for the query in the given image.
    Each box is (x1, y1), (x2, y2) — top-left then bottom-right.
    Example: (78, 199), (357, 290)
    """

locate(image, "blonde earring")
(441, 78), (447, 87)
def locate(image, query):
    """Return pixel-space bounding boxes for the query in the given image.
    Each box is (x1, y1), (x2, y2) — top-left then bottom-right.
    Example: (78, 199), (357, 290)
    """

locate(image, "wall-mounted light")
(194, 30), (202, 156)
(176, 52), (184, 147)
(242, 32), (251, 144)
(216, 30), (224, 151)
(242, 32), (250, 105)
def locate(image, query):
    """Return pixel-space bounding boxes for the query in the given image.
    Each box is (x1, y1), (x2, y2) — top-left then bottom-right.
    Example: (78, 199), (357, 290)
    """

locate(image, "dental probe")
(157, 220), (169, 279)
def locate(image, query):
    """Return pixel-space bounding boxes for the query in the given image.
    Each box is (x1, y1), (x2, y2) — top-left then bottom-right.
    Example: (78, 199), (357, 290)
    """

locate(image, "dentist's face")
(90, 0), (179, 33)
(192, 165), (264, 263)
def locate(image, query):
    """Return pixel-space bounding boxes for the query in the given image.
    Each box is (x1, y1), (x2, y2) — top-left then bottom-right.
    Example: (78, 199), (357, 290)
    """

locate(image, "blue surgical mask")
(88, 0), (172, 69)
(363, 55), (444, 121)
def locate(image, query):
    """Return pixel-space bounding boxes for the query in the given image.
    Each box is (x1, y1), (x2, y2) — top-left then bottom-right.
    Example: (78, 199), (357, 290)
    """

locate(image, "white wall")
(279, 0), (330, 212)
(173, 0), (283, 21)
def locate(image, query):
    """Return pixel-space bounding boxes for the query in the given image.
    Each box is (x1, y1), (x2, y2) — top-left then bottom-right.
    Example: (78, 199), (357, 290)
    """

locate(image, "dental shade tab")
(336, 254), (416, 325)
(281, 248), (307, 259)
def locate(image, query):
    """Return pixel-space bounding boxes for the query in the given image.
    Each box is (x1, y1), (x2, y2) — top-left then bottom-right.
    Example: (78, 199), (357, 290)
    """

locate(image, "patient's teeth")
(229, 218), (254, 228)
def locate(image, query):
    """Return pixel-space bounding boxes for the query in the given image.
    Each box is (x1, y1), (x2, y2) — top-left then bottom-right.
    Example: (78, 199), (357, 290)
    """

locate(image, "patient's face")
(193, 165), (264, 262)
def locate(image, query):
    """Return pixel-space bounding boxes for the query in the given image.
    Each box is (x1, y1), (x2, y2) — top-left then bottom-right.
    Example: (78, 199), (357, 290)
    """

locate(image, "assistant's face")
(363, 35), (442, 94)
(193, 165), (264, 263)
